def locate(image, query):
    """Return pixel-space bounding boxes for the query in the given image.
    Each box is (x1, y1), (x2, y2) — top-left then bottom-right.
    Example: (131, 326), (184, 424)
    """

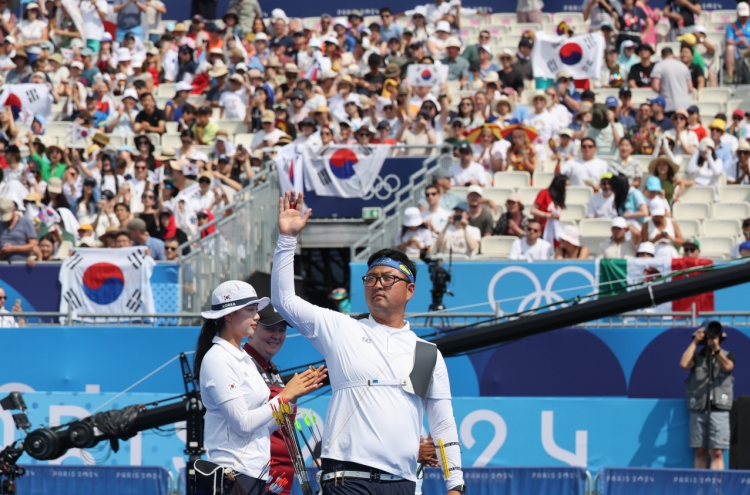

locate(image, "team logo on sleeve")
(228, 383), (237, 391)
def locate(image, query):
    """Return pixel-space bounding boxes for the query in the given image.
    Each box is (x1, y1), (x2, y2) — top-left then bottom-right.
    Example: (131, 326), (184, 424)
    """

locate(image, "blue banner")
(599, 467), (750, 495)
(303, 157), (425, 218)
(15, 465), (170, 495)
(0, 263), (179, 315)
(422, 467), (586, 495)
(2, 394), (698, 481)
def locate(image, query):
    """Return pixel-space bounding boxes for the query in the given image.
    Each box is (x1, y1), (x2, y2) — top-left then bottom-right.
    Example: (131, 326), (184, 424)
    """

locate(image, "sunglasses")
(526, 227), (540, 233)
(673, 115), (686, 120)
(426, 191), (438, 196)
(684, 247), (698, 253)
(165, 246), (178, 251)
(459, 149), (471, 154)
(134, 166), (147, 170)
(741, 151), (750, 155)
(199, 179), (211, 184)
(142, 194), (154, 199)
(321, 131), (333, 136)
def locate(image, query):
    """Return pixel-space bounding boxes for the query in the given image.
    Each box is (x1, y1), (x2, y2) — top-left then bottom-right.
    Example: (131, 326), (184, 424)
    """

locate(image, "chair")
(452, 186), (469, 199)
(580, 236), (609, 258)
(155, 96), (170, 110)
(555, 12), (583, 24)
(533, 172), (555, 189)
(107, 135), (125, 148)
(673, 202), (711, 220)
(697, 236), (735, 256)
(482, 187), (514, 206)
(165, 121), (179, 134)
(560, 204), (586, 221)
(490, 13), (516, 26)
(146, 132), (161, 146)
(703, 219), (742, 237)
(579, 218), (614, 237)
(696, 101), (725, 116)
(517, 187), (541, 206)
(713, 202), (750, 219)
(211, 107), (221, 120)
(695, 87), (733, 103)
(480, 236), (517, 257)
(161, 134), (182, 148)
(566, 186), (593, 206)
(677, 219), (702, 238)
(157, 83), (176, 98)
(234, 133), (255, 147)
(217, 120), (249, 136)
(494, 171), (530, 189)
(509, 22), (542, 34)
(680, 186), (715, 203)
(719, 185), (750, 203)
(45, 122), (71, 137)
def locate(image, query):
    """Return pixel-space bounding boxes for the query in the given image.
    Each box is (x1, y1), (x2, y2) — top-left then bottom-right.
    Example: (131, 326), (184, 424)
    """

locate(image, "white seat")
(560, 204), (586, 221)
(703, 219), (742, 237)
(713, 202), (750, 219)
(45, 122), (70, 137)
(216, 120), (248, 135)
(482, 187), (514, 206)
(694, 87), (732, 103)
(579, 218), (614, 237)
(509, 22), (541, 34)
(719, 186), (750, 203)
(155, 96), (170, 109)
(234, 133), (255, 147)
(107, 134), (125, 148)
(678, 219), (702, 238)
(480, 236), (517, 257)
(533, 172), (555, 189)
(674, 202), (711, 220)
(697, 236), (735, 256)
(580, 236), (609, 258)
(161, 134), (182, 148)
(695, 101), (725, 116)
(211, 107), (221, 120)
(452, 186), (469, 199)
(146, 132), (161, 146)
(157, 83), (176, 98)
(517, 187), (541, 206)
(680, 186), (715, 203)
(166, 121), (179, 134)
(566, 186), (593, 206)
(494, 171), (530, 189)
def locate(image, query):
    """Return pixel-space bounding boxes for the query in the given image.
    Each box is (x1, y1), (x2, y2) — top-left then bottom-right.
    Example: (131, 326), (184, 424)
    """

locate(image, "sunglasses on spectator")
(426, 191), (438, 196)
(459, 149), (471, 154)
(165, 246), (178, 251)
(558, 77), (570, 83)
(672, 115), (686, 120)
(740, 151), (750, 155)
(526, 227), (540, 233)
(142, 194), (154, 199)
(460, 102), (472, 106)
(452, 122), (463, 128)
(321, 130), (333, 136)
(134, 165), (147, 170)
(684, 247), (698, 253)
(0, 296), (6, 300)
(734, 116), (744, 120)
(199, 179), (210, 184)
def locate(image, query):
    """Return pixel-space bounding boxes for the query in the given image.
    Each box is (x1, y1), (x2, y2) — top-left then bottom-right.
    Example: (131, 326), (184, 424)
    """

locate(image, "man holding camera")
(680, 322), (735, 470)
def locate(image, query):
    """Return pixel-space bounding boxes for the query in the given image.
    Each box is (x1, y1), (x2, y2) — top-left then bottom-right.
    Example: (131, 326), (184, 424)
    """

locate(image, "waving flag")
(406, 64), (449, 87)
(0, 84), (52, 125)
(274, 143), (305, 195)
(303, 145), (390, 198)
(59, 247), (156, 321)
(532, 32), (605, 80)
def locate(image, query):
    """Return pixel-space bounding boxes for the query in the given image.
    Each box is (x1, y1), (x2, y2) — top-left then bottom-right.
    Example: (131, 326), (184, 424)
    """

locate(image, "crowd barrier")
(14, 465), (171, 495)
(596, 466), (750, 495)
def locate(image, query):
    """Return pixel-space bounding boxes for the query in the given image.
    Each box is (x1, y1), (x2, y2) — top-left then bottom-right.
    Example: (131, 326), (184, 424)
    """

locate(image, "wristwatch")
(449, 484), (467, 494)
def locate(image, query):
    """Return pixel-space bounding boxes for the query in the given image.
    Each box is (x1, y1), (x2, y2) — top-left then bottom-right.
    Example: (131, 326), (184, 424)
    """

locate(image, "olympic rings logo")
(360, 174), (402, 201)
(486, 266), (596, 314)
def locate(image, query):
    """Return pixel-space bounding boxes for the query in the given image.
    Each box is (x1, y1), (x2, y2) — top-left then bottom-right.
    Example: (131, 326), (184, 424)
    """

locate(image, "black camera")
(695, 321), (724, 345)
(420, 250), (453, 311)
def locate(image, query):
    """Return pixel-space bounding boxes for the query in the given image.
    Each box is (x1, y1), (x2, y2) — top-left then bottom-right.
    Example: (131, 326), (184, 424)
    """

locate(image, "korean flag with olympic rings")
(303, 144), (391, 198)
(59, 247), (156, 320)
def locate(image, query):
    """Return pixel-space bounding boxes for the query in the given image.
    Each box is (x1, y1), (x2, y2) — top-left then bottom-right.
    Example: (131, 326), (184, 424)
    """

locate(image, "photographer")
(680, 322), (735, 470)
(434, 204), (481, 257)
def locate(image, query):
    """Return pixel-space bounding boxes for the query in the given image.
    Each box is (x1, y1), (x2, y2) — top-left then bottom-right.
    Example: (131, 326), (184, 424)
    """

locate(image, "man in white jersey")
(271, 191), (465, 495)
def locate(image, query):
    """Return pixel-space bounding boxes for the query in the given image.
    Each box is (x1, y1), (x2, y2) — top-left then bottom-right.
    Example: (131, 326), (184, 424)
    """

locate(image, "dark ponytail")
(194, 318), (225, 381)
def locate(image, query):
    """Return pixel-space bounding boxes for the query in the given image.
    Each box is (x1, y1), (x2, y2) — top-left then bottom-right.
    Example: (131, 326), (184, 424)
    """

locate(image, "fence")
(350, 146), (454, 262)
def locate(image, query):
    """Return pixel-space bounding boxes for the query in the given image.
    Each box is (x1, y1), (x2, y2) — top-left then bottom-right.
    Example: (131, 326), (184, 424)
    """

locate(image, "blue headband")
(368, 257), (415, 283)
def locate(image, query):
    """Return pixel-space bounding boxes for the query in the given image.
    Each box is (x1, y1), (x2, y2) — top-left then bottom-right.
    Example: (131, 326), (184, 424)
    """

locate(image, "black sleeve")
(628, 64), (639, 84)
(156, 108), (167, 122)
(726, 351), (735, 363)
(134, 111), (145, 123)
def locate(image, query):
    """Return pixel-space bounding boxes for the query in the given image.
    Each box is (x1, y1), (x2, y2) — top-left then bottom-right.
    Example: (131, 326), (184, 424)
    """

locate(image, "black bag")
(193, 460), (250, 495)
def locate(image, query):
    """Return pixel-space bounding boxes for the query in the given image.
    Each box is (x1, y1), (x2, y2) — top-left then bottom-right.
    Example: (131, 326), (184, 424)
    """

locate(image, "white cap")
(190, 151), (209, 163)
(478, 44), (492, 56)
(436, 20), (451, 33)
(201, 280), (270, 319)
(3, 35), (15, 44)
(694, 24), (706, 33)
(611, 217), (627, 229)
(71, 61), (83, 70)
(122, 88), (138, 101)
(271, 8), (288, 21)
(739, 2), (750, 16)
(699, 137), (715, 151)
(413, 5), (427, 16)
(254, 32), (268, 42)
(333, 16), (347, 27)
(650, 197), (667, 216)
(467, 185), (483, 197)
(175, 81), (193, 92)
(637, 241), (656, 255)
(622, 40), (637, 48)
(403, 206), (423, 227)
(558, 225), (581, 247)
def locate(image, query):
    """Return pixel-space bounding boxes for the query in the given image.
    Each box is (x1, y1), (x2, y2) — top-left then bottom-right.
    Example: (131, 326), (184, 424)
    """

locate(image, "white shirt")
(560, 159), (589, 186)
(17, 19), (47, 54)
(0, 307), (18, 328)
(80, 0), (109, 41)
(271, 235), (463, 490)
(523, 110), (558, 147)
(421, 206), (451, 239)
(586, 192), (616, 218)
(251, 128), (285, 148)
(509, 237), (554, 261)
(448, 161), (487, 186)
(436, 223), (481, 257)
(396, 227), (432, 257)
(200, 336), (280, 478)
(220, 90), (248, 120)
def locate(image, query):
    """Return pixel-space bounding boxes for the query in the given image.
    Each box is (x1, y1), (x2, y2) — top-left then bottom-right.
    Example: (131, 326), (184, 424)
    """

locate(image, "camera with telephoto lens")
(420, 249), (453, 311)
(697, 321), (723, 345)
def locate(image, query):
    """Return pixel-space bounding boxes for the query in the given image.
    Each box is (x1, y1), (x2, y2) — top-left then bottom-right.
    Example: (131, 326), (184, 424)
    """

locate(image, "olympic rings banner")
(303, 156), (424, 217)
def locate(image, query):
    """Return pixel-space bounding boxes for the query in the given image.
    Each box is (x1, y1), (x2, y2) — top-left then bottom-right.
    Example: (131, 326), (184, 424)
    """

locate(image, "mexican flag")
(596, 258), (715, 313)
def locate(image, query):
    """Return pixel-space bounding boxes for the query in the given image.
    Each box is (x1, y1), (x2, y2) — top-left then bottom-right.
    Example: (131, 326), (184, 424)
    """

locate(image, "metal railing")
(0, 312), (202, 326)
(350, 146), (454, 261)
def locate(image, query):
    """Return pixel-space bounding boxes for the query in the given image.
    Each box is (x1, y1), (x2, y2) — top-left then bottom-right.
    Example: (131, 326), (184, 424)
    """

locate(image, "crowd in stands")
(0, 0), (745, 263)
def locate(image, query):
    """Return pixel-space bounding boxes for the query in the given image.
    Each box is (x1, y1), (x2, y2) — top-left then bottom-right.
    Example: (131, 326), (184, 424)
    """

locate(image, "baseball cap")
(201, 280), (269, 319)
(739, 2), (750, 16)
(684, 237), (701, 249)
(478, 44), (492, 56)
(0, 198), (13, 221)
(261, 109), (275, 123)
(638, 43), (654, 53)
(47, 177), (63, 194)
(611, 217), (627, 229)
(648, 96), (666, 108)
(126, 218), (147, 232)
(436, 20), (450, 33)
(622, 40), (637, 49)
(376, 120), (391, 130)
(650, 197), (667, 216)
(3, 35), (14, 44)
(519, 37), (533, 48)
(78, 223), (94, 232)
(467, 185), (483, 197)
(646, 176), (663, 192)
(175, 81), (193, 92)
(637, 241), (656, 255)
(687, 105), (700, 114)
(507, 193), (522, 203)
(605, 96), (618, 108)
(734, 108), (746, 119)
(457, 140), (472, 152)
(258, 301), (286, 326)
(556, 69), (572, 80)
(619, 86), (632, 96)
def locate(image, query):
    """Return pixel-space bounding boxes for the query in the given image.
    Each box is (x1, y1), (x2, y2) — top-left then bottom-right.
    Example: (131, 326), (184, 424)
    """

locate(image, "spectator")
(448, 141), (487, 186)
(706, 118), (736, 168)
(555, 70), (582, 114)
(252, 110), (287, 148)
(611, 173), (649, 227)
(729, 220), (750, 257)
(516, 0), (543, 23)
(614, 0), (652, 50)
(637, 241), (656, 257)
(686, 105), (707, 141)
(512, 37), (534, 82)
(680, 44), (705, 92)
(648, 96), (675, 131)
(598, 216), (638, 258)
(421, 184), (451, 239)
(472, 124), (508, 173)
(724, 2), (750, 84)
(426, 171), (464, 211)
(728, 141), (750, 184)
(465, 185), (493, 237)
(588, 101), (624, 155)
(627, 103), (660, 154)
(682, 237), (701, 258)
(434, 205), (481, 257)
(587, 172), (617, 218)
(164, 236), (181, 261)
(135, 92), (167, 135)
(194, 106), (219, 145)
(562, 137), (608, 189)
(531, 174), (567, 244)
(475, 44), (498, 80)
(728, 109), (747, 141)
(685, 137), (724, 187)
(524, 90), (558, 162)
(460, 30), (486, 71)
(456, 97), (483, 129)
(0, 196), (37, 263)
(492, 193), (527, 237)
(552, 129), (578, 163)
(555, 225), (589, 259)
(0, 286), (22, 327)
(584, 0), (619, 32)
(643, 176), (672, 214)
(508, 218), (554, 261)
(628, 44), (655, 88)
(641, 196), (684, 258)
(379, 8), (403, 47)
(663, 0), (700, 39)
(651, 48), (692, 115)
(126, 218), (165, 260)
(395, 206), (432, 257)
(397, 112), (437, 154)
(505, 126), (537, 174)
(605, 95), (635, 129)
(609, 137), (641, 187)
(691, 25), (718, 87)
(497, 49), (523, 94)
(665, 109), (699, 155)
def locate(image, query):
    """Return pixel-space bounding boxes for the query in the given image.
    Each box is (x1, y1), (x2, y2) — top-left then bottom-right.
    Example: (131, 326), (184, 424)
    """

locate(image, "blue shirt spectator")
(727, 13), (750, 49)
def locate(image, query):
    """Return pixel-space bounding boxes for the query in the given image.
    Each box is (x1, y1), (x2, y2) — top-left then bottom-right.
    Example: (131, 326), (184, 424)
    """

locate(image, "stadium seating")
(674, 202), (711, 220)
(579, 218), (613, 237)
(678, 219), (701, 238)
(680, 186), (715, 204)
(494, 171), (530, 188)
(719, 186), (750, 203)
(703, 219), (742, 237)
(480, 236), (517, 257)
(697, 236), (736, 258)
(713, 202), (750, 220)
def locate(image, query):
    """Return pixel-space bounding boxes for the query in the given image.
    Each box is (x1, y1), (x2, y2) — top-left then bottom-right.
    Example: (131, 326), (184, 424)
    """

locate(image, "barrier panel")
(598, 466), (750, 495)
(14, 465), (170, 495)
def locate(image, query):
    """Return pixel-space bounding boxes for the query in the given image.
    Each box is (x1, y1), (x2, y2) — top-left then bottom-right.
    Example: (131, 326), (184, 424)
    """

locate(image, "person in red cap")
(728, 108), (747, 140)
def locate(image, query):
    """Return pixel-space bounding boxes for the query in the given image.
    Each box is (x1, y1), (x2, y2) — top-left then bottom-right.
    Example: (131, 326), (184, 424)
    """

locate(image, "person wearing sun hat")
(395, 206), (432, 257)
(706, 118), (735, 168)
(685, 137), (724, 187)
(193, 280), (326, 494)
(555, 224), (589, 259)
(523, 90), (556, 161)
